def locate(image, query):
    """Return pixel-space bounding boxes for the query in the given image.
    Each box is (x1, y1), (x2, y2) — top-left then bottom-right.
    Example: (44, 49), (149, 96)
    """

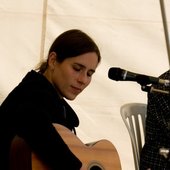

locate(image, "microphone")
(108, 67), (170, 86)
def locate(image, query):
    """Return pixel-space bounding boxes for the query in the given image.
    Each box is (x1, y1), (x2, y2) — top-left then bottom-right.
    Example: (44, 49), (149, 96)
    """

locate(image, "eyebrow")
(75, 63), (96, 73)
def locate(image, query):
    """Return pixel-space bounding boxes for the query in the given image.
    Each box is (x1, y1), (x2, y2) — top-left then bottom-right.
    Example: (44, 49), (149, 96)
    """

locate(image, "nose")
(77, 72), (90, 85)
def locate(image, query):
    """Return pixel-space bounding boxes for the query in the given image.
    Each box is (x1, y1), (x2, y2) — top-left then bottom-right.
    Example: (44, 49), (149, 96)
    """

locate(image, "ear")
(48, 52), (57, 70)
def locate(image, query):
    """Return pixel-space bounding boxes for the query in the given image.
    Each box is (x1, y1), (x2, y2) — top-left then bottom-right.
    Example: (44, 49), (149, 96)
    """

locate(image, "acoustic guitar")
(10, 124), (122, 170)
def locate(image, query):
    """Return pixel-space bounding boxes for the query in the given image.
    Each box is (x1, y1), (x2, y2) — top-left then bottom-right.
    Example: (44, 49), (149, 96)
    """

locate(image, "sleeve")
(14, 100), (82, 170)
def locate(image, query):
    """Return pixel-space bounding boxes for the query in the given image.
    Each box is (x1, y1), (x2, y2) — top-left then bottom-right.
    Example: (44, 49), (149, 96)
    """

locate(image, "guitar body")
(32, 124), (121, 170)
(10, 124), (121, 170)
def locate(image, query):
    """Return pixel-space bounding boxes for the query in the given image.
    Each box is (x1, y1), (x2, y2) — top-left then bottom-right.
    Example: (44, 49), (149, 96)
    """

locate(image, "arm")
(14, 101), (82, 170)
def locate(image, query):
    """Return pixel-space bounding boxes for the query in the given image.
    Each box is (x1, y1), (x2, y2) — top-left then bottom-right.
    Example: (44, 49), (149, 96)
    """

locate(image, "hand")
(80, 165), (86, 170)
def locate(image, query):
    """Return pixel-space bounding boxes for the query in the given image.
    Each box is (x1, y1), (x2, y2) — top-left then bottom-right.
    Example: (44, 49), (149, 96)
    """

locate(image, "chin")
(65, 94), (77, 100)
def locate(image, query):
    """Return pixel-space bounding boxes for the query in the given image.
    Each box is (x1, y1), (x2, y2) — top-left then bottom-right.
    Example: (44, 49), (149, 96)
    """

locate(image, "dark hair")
(37, 29), (101, 73)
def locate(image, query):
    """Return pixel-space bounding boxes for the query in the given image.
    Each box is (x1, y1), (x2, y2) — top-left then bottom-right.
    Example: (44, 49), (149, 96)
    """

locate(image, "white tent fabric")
(0, 1), (170, 169)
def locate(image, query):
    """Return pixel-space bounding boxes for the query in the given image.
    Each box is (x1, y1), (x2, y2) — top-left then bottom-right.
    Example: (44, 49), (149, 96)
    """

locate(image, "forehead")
(66, 52), (99, 69)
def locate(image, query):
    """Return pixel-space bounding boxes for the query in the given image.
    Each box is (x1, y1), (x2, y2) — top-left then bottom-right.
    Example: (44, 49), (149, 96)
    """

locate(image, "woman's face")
(45, 52), (99, 100)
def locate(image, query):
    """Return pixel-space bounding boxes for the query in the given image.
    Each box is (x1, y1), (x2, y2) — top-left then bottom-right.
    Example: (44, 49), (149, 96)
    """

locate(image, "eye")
(87, 71), (94, 77)
(73, 65), (81, 72)
(72, 64), (95, 77)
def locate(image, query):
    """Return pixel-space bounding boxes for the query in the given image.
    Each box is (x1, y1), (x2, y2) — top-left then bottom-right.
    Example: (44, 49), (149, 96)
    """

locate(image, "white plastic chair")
(120, 103), (147, 170)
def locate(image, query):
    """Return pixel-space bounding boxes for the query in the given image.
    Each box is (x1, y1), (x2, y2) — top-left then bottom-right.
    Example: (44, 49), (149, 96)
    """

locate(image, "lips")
(71, 86), (82, 94)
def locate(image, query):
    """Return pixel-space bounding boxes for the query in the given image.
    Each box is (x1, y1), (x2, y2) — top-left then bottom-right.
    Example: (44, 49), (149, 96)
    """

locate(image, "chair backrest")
(120, 103), (147, 170)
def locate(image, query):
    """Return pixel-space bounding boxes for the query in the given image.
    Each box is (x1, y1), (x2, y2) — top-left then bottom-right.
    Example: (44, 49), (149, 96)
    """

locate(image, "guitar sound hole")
(90, 165), (102, 170)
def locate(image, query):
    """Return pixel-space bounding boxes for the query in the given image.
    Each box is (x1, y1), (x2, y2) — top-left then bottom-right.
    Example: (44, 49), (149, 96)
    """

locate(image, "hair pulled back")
(37, 29), (101, 73)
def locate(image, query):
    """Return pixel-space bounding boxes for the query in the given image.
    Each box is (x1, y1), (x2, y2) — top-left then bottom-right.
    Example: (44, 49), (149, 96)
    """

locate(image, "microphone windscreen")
(108, 67), (123, 81)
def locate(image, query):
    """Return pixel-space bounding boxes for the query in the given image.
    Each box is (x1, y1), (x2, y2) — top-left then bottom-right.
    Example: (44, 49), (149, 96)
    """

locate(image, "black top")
(0, 70), (82, 170)
(140, 70), (170, 170)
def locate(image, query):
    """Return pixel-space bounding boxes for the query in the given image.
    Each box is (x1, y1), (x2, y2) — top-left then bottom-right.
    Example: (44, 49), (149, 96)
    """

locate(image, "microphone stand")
(159, 147), (170, 159)
(135, 77), (169, 94)
(141, 85), (169, 95)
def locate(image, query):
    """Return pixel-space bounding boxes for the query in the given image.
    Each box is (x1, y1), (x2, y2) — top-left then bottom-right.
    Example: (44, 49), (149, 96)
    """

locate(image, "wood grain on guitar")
(10, 124), (122, 170)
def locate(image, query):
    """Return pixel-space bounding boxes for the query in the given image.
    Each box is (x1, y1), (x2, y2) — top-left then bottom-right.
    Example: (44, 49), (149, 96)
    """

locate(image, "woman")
(0, 29), (101, 170)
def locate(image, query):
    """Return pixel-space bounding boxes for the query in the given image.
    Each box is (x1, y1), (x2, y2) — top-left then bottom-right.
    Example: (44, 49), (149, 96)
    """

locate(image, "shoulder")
(159, 69), (170, 79)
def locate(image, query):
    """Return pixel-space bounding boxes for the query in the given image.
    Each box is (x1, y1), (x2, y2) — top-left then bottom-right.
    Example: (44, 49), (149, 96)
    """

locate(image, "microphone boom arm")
(141, 85), (169, 94)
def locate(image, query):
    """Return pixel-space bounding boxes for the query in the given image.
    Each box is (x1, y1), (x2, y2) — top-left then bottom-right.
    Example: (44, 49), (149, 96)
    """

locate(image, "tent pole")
(40, 0), (48, 61)
(159, 0), (170, 67)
